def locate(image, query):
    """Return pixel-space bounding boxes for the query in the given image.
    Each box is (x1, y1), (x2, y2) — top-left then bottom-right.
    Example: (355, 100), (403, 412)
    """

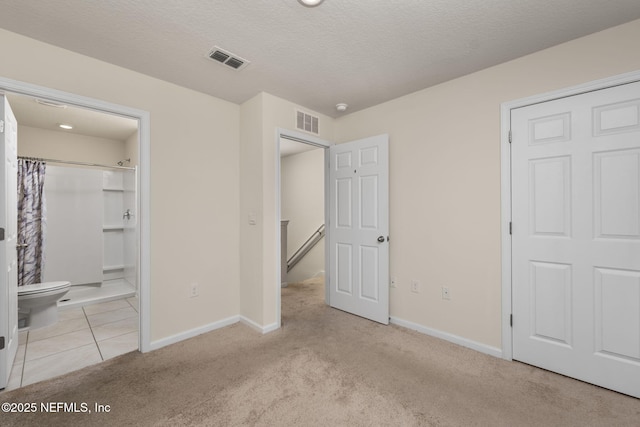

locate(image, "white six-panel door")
(511, 81), (640, 398)
(329, 135), (389, 324)
(0, 94), (19, 389)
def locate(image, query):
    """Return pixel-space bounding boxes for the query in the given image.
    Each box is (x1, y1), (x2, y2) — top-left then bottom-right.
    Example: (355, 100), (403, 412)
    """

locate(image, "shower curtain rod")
(18, 156), (135, 171)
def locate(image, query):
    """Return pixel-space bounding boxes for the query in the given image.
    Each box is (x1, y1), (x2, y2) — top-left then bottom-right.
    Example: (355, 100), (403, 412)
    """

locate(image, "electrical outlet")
(390, 277), (397, 288)
(190, 283), (199, 298)
(442, 286), (451, 300)
(411, 280), (420, 293)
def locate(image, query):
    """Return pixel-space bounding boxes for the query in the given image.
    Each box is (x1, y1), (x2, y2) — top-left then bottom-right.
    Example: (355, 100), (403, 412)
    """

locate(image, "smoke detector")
(336, 103), (348, 112)
(298, 0), (324, 7)
(206, 46), (250, 71)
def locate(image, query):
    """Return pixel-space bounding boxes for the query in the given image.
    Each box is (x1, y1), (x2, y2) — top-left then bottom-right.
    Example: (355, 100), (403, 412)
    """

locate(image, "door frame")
(275, 128), (332, 328)
(0, 76), (152, 352)
(500, 69), (640, 360)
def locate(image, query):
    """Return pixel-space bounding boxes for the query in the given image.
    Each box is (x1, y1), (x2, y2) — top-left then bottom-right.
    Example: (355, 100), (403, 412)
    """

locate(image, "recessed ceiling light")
(58, 123), (73, 130)
(298, 0), (324, 7)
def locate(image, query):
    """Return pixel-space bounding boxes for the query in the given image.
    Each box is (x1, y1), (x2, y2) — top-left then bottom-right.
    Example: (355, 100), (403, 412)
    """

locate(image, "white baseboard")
(240, 316), (279, 334)
(148, 314), (497, 356)
(149, 315), (240, 351)
(262, 322), (279, 334)
(390, 316), (503, 359)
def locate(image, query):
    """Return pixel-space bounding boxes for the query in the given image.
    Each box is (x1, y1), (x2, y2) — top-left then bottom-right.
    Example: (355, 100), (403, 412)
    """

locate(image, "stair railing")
(287, 224), (325, 272)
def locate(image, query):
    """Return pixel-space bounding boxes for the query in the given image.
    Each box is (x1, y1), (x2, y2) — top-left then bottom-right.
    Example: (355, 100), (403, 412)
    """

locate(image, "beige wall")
(125, 130), (139, 167)
(0, 29), (240, 342)
(239, 93), (264, 324)
(261, 94), (334, 326)
(281, 148), (325, 283)
(239, 92), (334, 327)
(3, 17), (640, 351)
(334, 19), (640, 348)
(18, 125), (125, 165)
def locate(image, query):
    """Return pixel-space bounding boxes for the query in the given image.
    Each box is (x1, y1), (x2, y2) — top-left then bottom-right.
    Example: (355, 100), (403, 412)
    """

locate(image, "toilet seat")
(18, 281), (71, 296)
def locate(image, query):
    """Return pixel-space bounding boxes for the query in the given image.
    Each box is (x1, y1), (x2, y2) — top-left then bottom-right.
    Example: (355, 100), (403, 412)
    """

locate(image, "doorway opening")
(0, 77), (150, 391)
(275, 130), (390, 328)
(276, 128), (331, 328)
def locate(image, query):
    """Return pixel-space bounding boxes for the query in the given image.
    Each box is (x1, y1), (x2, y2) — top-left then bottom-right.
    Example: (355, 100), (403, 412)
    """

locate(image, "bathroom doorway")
(0, 78), (149, 391)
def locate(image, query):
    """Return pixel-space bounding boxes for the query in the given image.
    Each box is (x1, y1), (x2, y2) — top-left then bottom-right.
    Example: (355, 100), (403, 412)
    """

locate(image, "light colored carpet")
(1, 276), (639, 426)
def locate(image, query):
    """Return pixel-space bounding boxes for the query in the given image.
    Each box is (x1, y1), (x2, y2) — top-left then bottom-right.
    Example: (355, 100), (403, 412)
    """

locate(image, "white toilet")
(18, 281), (71, 329)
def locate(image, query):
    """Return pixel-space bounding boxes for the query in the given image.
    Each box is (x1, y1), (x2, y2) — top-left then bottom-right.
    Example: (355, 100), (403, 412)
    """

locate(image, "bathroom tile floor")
(2, 296), (139, 392)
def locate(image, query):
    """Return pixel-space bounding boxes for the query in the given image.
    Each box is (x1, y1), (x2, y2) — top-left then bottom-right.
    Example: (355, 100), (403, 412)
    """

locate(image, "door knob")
(377, 236), (385, 243)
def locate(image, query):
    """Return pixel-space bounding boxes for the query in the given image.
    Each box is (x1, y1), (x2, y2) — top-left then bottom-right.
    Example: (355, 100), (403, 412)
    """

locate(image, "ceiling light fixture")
(58, 123), (73, 130)
(298, 0), (324, 7)
(336, 103), (348, 112)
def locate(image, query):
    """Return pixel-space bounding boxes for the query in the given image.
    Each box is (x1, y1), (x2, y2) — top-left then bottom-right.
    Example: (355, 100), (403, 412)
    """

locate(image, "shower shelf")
(103, 225), (125, 231)
(102, 170), (133, 284)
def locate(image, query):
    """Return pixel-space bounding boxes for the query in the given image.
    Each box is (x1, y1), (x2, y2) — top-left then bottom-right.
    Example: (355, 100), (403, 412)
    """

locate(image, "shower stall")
(19, 157), (138, 308)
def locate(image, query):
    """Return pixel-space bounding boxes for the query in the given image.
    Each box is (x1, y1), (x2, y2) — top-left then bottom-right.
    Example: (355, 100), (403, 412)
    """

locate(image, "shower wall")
(41, 166), (137, 290)
(103, 169), (137, 289)
(123, 170), (137, 288)
(43, 165), (103, 285)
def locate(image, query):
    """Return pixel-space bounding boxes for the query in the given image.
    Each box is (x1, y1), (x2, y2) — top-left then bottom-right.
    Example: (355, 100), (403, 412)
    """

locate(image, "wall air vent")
(207, 46), (250, 71)
(296, 110), (319, 135)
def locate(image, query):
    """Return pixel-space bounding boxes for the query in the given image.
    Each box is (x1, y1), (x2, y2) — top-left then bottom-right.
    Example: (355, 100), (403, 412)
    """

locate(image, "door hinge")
(0, 227), (4, 241)
(0, 336), (4, 350)
(510, 314), (513, 327)
(508, 130), (512, 143)
(509, 222), (512, 235)
(0, 120), (4, 133)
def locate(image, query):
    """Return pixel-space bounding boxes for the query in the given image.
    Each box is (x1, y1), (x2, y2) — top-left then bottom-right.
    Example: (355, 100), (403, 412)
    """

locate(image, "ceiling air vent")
(296, 110), (319, 135)
(207, 46), (250, 71)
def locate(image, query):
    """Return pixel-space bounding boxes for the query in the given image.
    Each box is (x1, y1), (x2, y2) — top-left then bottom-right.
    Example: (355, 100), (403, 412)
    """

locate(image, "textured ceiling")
(1, 1), (640, 118)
